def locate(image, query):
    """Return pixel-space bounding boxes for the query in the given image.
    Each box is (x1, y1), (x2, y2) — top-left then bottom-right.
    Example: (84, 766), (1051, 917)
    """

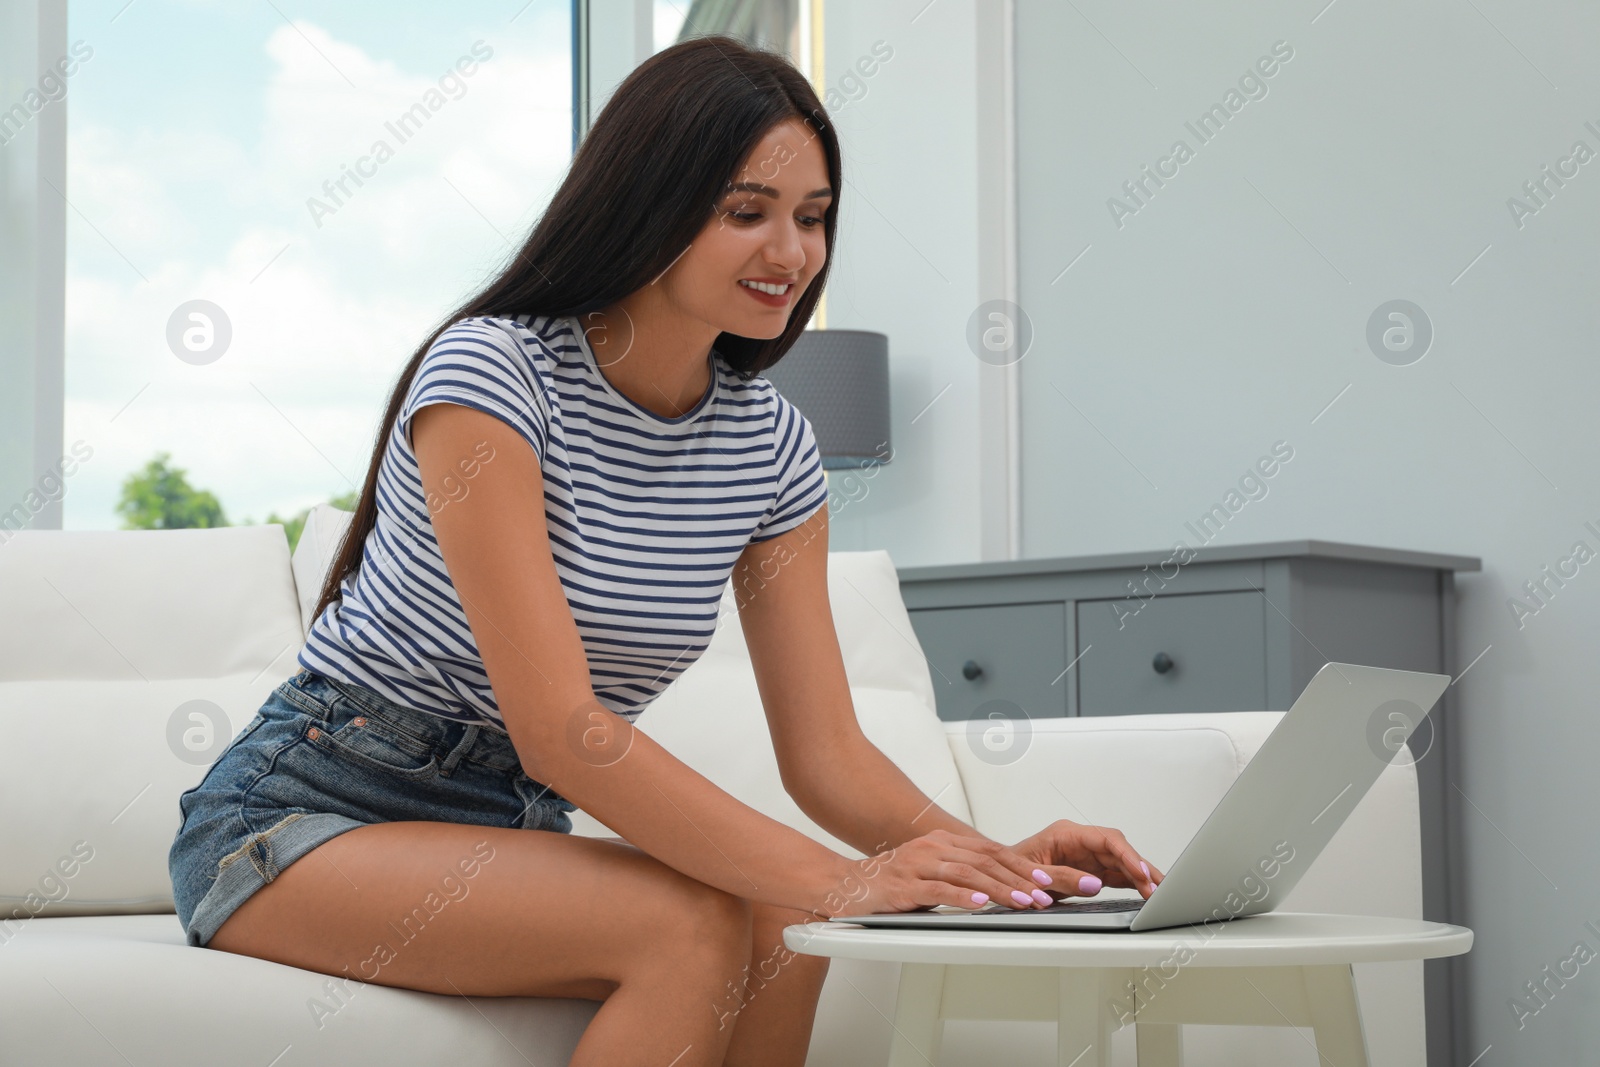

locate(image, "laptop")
(828, 661), (1449, 932)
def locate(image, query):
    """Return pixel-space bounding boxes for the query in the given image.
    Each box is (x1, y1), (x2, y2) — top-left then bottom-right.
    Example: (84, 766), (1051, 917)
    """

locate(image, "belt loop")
(439, 724), (480, 777)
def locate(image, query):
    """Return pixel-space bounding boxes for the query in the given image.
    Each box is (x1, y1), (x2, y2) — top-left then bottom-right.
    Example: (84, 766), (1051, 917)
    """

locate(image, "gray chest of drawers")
(896, 539), (1480, 1066)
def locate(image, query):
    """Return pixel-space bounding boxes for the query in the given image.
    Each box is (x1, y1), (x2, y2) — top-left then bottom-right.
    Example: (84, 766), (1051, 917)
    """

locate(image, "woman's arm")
(785, 727), (979, 857)
(413, 401), (862, 916)
(731, 504), (999, 857)
(734, 501), (1163, 900)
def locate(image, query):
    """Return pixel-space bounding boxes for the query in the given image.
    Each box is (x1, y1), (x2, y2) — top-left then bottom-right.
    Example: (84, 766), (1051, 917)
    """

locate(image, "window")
(53, 1), (573, 535)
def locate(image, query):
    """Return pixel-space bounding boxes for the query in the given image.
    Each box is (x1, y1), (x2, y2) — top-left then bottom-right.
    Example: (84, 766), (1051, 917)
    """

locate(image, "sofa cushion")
(0, 526), (302, 681)
(0, 673), (288, 917)
(700, 547), (941, 710)
(0, 914), (598, 1067)
(291, 502), (353, 635)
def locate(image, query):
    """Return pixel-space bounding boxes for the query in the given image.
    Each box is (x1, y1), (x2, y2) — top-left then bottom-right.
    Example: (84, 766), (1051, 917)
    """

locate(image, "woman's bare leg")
(207, 822), (752, 1067)
(579, 837), (833, 1064)
(717, 901), (831, 1067)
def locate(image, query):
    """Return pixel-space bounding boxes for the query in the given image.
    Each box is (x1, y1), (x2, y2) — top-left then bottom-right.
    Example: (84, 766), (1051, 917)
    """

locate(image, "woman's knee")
(672, 880), (754, 962)
(627, 852), (751, 936)
(629, 879), (750, 978)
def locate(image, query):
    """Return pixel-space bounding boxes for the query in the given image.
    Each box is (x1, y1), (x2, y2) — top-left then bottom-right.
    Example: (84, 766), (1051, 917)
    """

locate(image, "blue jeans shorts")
(168, 667), (576, 948)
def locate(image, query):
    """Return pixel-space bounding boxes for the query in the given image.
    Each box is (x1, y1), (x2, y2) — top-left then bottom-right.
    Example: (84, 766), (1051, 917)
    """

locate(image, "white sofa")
(0, 507), (1429, 1066)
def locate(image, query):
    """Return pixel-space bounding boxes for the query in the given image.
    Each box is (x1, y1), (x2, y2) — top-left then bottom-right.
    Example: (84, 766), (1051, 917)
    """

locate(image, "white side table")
(784, 911), (1472, 1067)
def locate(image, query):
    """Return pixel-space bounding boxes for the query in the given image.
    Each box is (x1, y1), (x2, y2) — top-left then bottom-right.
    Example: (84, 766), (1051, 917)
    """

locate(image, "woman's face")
(670, 117), (832, 340)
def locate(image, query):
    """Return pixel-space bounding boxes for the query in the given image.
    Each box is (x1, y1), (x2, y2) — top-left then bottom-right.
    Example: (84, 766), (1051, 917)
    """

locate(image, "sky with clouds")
(62, 1), (690, 530)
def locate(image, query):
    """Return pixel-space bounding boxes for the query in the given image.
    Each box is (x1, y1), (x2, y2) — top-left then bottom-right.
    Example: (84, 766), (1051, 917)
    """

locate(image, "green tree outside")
(115, 452), (227, 530)
(116, 452), (358, 552)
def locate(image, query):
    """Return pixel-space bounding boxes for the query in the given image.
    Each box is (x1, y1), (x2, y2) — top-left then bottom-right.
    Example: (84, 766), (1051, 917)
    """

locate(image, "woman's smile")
(738, 277), (796, 307)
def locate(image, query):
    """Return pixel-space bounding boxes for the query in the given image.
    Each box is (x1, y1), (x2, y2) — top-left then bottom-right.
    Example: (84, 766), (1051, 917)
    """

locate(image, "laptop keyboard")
(1039, 898), (1145, 913)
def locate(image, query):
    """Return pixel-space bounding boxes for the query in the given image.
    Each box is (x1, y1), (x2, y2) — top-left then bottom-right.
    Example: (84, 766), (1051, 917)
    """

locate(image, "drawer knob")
(962, 660), (984, 681)
(1152, 652), (1175, 674)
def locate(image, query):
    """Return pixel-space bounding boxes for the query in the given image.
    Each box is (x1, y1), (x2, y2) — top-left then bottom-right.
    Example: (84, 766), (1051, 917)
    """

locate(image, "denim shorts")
(168, 667), (576, 948)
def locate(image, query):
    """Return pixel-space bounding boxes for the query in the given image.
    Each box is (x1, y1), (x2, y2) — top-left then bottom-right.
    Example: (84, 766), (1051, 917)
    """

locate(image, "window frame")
(2, 0), (68, 532)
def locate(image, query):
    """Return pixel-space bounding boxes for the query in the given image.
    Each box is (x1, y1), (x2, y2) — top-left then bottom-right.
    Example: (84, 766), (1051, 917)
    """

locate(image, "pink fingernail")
(1031, 888), (1052, 906)
(1031, 868), (1051, 886)
(971, 892), (988, 906)
(1141, 862), (1151, 879)
(1078, 874), (1102, 894)
(1011, 889), (1033, 906)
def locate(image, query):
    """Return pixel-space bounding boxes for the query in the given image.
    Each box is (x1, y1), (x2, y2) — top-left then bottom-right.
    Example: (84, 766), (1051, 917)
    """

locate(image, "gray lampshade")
(759, 329), (891, 470)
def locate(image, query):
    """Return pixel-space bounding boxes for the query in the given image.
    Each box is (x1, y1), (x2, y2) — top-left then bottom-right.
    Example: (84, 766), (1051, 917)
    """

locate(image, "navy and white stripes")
(298, 313), (829, 732)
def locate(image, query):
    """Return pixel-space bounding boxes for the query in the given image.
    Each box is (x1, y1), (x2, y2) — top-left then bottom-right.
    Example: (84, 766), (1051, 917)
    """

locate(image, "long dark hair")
(312, 34), (841, 624)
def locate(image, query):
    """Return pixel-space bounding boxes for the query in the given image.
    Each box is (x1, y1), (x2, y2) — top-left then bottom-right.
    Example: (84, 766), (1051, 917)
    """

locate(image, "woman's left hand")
(1009, 819), (1164, 901)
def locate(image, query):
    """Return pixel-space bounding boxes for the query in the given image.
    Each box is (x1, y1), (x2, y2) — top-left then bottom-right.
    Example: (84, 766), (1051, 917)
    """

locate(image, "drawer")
(906, 602), (1069, 722)
(1075, 590), (1267, 715)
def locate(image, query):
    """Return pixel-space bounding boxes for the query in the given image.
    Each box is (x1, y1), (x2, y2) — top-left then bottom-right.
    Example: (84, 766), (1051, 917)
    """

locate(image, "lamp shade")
(759, 329), (891, 470)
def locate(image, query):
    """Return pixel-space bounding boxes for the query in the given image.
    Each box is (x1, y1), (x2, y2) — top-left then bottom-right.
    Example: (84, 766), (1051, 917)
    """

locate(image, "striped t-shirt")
(298, 312), (829, 731)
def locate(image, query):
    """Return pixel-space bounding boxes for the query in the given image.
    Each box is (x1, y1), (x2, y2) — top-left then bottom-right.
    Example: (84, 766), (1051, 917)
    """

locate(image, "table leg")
(1135, 1022), (1183, 1066)
(1303, 964), (1371, 1067)
(1058, 969), (1114, 1067)
(888, 963), (946, 1067)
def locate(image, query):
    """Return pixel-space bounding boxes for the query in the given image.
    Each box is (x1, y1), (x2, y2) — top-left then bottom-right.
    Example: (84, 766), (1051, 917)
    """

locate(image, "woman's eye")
(726, 210), (824, 228)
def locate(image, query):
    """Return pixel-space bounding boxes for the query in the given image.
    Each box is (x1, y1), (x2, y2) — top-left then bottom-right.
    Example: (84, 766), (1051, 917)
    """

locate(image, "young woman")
(168, 35), (1163, 1066)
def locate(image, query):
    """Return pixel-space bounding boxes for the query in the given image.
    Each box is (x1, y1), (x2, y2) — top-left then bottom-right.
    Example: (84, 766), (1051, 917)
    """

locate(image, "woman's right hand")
(820, 829), (1080, 917)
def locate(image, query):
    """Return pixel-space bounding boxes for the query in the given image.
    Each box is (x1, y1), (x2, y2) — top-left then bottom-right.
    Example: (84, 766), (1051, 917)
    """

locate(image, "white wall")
(826, 0), (1600, 1063)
